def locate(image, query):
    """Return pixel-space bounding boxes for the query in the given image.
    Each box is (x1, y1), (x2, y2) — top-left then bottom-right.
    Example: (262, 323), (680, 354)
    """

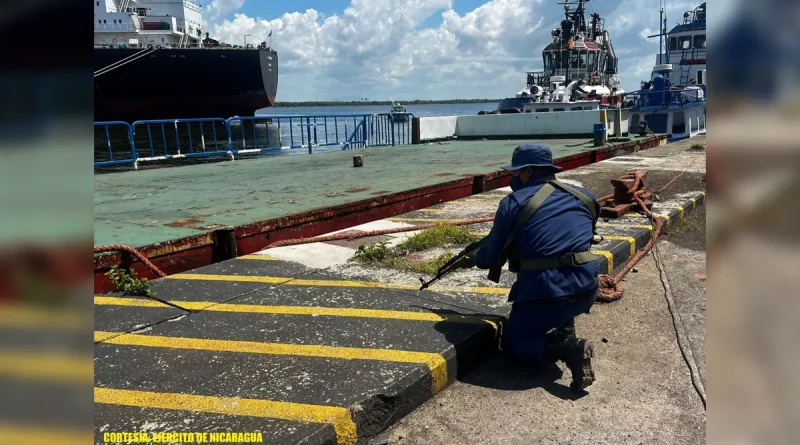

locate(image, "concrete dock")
(94, 137), (705, 444)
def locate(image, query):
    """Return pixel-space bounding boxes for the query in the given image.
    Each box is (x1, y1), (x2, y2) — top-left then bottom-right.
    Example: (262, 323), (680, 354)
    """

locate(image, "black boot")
(552, 318), (576, 341)
(546, 336), (595, 392)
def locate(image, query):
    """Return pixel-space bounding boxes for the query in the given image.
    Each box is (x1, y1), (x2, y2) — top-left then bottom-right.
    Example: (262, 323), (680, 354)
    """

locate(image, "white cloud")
(204, 0), (246, 24)
(206, 0), (672, 100)
(639, 27), (657, 42)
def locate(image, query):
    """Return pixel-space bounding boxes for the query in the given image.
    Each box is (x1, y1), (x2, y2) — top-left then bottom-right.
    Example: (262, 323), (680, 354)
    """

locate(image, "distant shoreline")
(272, 99), (500, 107)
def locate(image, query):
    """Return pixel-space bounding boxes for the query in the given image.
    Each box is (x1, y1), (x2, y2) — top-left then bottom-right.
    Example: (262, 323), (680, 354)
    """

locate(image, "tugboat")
(390, 101), (409, 122)
(487, 0), (624, 114)
(626, 2), (706, 141)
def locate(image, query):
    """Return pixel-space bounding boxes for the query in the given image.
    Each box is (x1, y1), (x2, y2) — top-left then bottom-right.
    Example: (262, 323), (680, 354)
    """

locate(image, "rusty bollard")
(353, 155), (363, 167)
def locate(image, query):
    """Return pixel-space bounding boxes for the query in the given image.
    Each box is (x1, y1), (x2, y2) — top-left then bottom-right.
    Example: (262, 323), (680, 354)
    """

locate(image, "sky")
(202, 0), (702, 101)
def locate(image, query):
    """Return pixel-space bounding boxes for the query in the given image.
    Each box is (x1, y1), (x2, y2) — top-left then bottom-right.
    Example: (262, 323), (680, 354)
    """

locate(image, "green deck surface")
(94, 137), (648, 247)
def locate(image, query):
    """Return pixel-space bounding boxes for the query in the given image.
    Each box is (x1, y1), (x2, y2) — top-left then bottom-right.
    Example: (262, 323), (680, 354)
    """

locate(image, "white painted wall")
(455, 110), (601, 138)
(419, 116), (458, 141)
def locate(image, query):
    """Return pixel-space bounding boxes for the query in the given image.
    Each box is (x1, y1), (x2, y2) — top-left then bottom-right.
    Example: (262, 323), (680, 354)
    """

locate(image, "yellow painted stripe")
(655, 206), (685, 221)
(0, 351), (92, 382)
(94, 296), (496, 326)
(0, 424), (91, 445)
(656, 213), (671, 227)
(165, 274), (293, 285)
(167, 274), (510, 295)
(622, 213), (648, 219)
(96, 332), (448, 394)
(0, 306), (90, 329)
(690, 197), (697, 206)
(414, 208), (447, 213)
(237, 254), (279, 261)
(593, 250), (614, 273)
(94, 387), (358, 445)
(597, 222), (654, 232)
(602, 236), (636, 256)
(94, 296), (168, 308)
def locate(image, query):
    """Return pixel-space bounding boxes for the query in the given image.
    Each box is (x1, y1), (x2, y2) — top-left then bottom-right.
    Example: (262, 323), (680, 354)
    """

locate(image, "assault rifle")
(418, 234), (604, 291)
(418, 238), (502, 291)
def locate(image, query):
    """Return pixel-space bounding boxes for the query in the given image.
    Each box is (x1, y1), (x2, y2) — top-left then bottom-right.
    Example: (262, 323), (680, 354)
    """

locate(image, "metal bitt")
(353, 155), (363, 167)
(599, 170), (654, 218)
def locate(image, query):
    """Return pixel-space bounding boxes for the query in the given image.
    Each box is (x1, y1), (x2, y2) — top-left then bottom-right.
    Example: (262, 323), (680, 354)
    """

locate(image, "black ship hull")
(94, 47), (278, 123)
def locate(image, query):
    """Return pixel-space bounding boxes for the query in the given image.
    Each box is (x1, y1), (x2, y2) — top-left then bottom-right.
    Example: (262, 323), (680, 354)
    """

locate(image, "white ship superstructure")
(94, 0), (204, 48)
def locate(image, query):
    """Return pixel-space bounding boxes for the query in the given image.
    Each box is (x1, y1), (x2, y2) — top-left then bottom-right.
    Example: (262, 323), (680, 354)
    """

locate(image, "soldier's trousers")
(502, 286), (598, 363)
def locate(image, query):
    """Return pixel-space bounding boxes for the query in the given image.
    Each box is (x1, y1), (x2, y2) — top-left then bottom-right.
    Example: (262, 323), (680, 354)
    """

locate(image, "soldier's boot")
(552, 318), (576, 342)
(546, 336), (595, 392)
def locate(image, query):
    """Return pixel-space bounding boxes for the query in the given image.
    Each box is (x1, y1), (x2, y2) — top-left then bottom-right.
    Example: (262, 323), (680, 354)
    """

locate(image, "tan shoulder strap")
(549, 180), (599, 223)
(500, 183), (555, 254)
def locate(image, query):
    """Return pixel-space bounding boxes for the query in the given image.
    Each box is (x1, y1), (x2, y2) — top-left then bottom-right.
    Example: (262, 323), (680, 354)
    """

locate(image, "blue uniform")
(475, 172), (600, 363)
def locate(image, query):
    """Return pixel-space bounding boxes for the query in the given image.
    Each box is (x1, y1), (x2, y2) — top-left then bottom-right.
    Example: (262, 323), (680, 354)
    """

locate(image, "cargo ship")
(94, 0), (278, 123)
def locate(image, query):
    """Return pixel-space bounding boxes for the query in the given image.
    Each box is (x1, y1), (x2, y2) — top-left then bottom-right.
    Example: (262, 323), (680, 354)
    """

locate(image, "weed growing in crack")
(105, 266), (154, 298)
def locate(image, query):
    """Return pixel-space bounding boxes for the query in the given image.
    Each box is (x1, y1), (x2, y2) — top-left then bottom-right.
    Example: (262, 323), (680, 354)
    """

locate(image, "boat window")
(96, 1), (99, 5)
(588, 51), (597, 70)
(669, 37), (677, 51)
(103, 19), (107, 23)
(672, 111), (686, 133)
(693, 34), (706, 49)
(571, 107), (583, 111)
(691, 111), (699, 131)
(536, 108), (549, 112)
(543, 52), (553, 69)
(579, 52), (587, 68)
(554, 108), (565, 112)
(98, 19), (102, 24)
(525, 109), (533, 113)
(678, 36), (692, 49)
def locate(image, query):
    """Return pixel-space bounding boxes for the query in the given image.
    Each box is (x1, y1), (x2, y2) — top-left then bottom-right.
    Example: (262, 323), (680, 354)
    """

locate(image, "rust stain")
(434, 173), (454, 177)
(164, 219), (204, 228)
(344, 186), (373, 193)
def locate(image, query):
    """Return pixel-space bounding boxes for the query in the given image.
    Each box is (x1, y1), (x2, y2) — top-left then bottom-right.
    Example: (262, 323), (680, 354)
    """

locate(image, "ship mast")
(557, 0), (590, 41)
(646, 0), (670, 65)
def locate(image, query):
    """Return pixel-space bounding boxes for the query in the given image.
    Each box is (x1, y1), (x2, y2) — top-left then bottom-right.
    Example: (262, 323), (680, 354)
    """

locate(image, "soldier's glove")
(451, 254), (476, 269)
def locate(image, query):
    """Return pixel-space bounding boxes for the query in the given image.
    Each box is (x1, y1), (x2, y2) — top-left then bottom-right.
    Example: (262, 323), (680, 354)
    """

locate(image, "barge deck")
(94, 135), (667, 291)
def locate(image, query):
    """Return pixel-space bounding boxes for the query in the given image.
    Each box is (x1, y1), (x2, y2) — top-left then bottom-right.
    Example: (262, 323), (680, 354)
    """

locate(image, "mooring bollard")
(353, 155), (363, 167)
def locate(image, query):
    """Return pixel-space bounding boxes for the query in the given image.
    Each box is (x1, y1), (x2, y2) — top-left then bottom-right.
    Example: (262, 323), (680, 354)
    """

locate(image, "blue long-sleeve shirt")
(475, 175), (600, 302)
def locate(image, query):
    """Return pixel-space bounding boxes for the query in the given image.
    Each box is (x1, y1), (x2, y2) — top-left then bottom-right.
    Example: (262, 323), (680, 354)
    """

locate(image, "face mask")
(510, 175), (524, 191)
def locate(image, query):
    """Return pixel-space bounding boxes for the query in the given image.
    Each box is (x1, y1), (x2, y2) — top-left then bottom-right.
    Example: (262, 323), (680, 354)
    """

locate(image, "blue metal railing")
(95, 113), (415, 169)
(131, 118), (233, 165)
(94, 121), (138, 167)
(626, 87), (705, 109)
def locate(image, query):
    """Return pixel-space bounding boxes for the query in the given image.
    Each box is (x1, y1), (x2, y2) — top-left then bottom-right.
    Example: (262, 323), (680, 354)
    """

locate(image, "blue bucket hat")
(502, 143), (562, 172)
